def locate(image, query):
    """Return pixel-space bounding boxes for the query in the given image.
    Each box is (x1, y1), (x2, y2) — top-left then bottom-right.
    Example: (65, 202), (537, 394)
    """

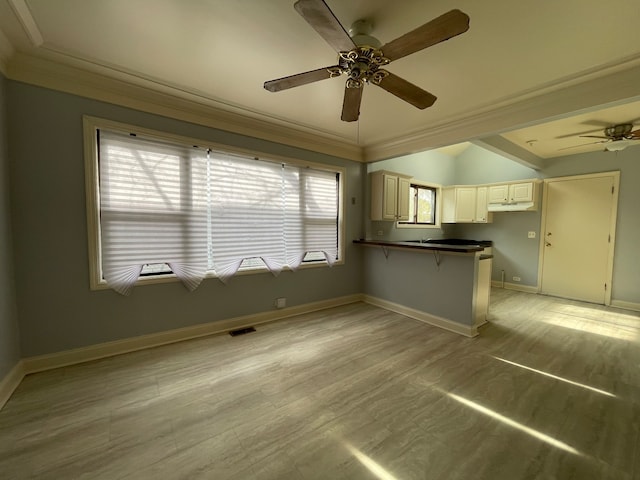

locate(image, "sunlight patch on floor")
(549, 303), (640, 325)
(446, 392), (582, 455)
(542, 313), (639, 341)
(493, 356), (616, 397)
(343, 442), (398, 480)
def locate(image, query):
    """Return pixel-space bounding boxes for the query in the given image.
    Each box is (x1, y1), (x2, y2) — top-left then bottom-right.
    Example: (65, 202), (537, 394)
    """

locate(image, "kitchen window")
(398, 182), (439, 227)
(84, 117), (343, 295)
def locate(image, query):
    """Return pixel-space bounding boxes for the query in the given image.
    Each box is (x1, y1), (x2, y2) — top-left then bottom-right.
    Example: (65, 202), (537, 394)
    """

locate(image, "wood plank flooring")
(1, 289), (639, 479)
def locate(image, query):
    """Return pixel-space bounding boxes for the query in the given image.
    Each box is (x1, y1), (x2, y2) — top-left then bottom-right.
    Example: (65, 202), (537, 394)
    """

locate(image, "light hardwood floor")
(1, 289), (639, 479)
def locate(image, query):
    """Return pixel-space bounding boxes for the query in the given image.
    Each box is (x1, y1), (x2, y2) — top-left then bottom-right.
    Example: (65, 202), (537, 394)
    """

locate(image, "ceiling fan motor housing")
(338, 46), (389, 88)
(605, 123), (633, 139)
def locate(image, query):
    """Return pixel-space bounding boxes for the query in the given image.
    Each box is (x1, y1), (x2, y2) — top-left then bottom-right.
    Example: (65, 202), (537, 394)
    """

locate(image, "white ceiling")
(1, 0), (640, 163)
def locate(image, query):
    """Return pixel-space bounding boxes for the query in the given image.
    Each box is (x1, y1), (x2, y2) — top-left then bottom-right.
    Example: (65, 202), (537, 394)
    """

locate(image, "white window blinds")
(284, 166), (338, 268)
(97, 130), (340, 294)
(209, 155), (286, 282)
(99, 131), (208, 295)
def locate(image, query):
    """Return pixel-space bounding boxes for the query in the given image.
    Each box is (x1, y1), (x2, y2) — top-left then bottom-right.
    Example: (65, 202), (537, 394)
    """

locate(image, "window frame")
(396, 180), (442, 229)
(83, 116), (345, 290)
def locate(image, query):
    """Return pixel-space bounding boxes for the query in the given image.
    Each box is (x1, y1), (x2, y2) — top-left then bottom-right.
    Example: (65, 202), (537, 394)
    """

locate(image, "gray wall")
(363, 247), (476, 326)
(7, 81), (365, 357)
(0, 74), (21, 380)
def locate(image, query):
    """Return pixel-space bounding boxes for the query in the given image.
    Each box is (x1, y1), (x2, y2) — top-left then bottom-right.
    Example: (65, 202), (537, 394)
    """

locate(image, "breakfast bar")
(355, 239), (492, 337)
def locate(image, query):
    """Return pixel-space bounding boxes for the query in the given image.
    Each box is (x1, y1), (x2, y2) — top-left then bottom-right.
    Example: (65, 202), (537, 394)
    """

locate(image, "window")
(399, 183), (439, 227)
(84, 117), (343, 294)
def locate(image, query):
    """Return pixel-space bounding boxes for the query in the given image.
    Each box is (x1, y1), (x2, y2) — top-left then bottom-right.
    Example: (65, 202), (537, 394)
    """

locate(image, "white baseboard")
(362, 295), (477, 338)
(23, 294), (364, 375)
(0, 361), (25, 411)
(610, 299), (640, 312)
(491, 281), (539, 294)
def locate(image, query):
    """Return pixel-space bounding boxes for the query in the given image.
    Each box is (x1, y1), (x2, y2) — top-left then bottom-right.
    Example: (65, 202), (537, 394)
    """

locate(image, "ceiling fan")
(561, 123), (640, 152)
(263, 0), (470, 122)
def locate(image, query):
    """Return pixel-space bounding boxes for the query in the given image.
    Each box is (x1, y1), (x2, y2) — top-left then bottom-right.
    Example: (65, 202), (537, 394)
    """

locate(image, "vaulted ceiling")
(1, 0), (639, 164)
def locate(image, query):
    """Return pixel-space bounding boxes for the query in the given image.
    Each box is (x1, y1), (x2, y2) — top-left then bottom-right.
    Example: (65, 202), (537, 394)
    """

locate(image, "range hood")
(488, 202), (536, 212)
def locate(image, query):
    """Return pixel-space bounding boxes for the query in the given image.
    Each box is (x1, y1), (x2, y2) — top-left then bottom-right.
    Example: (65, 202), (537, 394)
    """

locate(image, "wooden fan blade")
(375, 71), (437, 109)
(294, 0), (355, 53)
(341, 84), (363, 122)
(630, 129), (640, 139)
(558, 140), (608, 151)
(264, 66), (340, 92)
(555, 129), (601, 139)
(380, 9), (469, 62)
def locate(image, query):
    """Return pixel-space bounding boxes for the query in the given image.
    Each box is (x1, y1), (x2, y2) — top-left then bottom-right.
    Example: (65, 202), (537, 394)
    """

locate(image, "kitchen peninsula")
(355, 239), (492, 337)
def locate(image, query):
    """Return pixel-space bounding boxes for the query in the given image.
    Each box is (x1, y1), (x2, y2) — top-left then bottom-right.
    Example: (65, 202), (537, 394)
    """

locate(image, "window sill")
(396, 222), (442, 229)
(90, 259), (344, 291)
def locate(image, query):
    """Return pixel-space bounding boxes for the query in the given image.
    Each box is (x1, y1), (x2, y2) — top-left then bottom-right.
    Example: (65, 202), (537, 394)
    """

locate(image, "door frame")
(537, 171), (620, 305)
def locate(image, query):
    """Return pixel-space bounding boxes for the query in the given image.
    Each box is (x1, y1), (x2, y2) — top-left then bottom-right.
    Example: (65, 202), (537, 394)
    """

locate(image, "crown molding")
(6, 53), (364, 162)
(0, 28), (13, 77)
(7, 48), (640, 164)
(7, 0), (43, 47)
(363, 56), (640, 162)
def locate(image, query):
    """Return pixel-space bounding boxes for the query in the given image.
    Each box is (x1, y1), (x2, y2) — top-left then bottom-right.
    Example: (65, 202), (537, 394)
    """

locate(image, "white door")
(540, 173), (618, 304)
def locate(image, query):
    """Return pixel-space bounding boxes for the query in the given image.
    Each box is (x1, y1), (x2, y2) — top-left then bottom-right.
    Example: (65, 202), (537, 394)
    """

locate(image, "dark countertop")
(353, 239), (486, 253)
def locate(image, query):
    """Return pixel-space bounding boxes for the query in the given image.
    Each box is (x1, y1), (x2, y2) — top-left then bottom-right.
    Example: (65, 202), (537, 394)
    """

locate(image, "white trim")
(7, 0), (43, 46)
(5, 51), (640, 164)
(491, 281), (539, 294)
(0, 28), (14, 76)
(8, 53), (362, 162)
(0, 360), (25, 411)
(362, 295), (478, 338)
(22, 294), (363, 374)
(610, 300), (640, 312)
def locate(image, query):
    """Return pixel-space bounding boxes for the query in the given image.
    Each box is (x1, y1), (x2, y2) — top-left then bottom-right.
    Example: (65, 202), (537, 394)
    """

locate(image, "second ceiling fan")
(264, 0), (470, 122)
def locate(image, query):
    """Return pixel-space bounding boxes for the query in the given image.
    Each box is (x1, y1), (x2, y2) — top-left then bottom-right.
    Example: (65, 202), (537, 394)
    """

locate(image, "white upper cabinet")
(442, 186), (492, 223)
(488, 181), (540, 211)
(371, 170), (411, 221)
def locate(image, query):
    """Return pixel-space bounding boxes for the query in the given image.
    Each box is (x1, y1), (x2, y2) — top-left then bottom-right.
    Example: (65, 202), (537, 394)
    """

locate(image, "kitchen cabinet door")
(371, 170), (412, 221)
(397, 176), (411, 221)
(510, 182), (534, 203)
(475, 186), (491, 223)
(442, 186), (476, 223)
(488, 184), (509, 204)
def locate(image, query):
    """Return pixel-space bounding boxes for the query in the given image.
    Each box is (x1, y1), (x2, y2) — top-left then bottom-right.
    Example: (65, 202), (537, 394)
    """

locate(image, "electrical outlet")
(275, 297), (286, 309)
(377, 230), (384, 236)
(512, 276), (521, 282)
(528, 231), (536, 239)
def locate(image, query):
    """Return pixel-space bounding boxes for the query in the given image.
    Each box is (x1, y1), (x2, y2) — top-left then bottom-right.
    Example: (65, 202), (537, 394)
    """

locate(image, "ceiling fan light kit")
(604, 139), (635, 152)
(264, 0), (470, 122)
